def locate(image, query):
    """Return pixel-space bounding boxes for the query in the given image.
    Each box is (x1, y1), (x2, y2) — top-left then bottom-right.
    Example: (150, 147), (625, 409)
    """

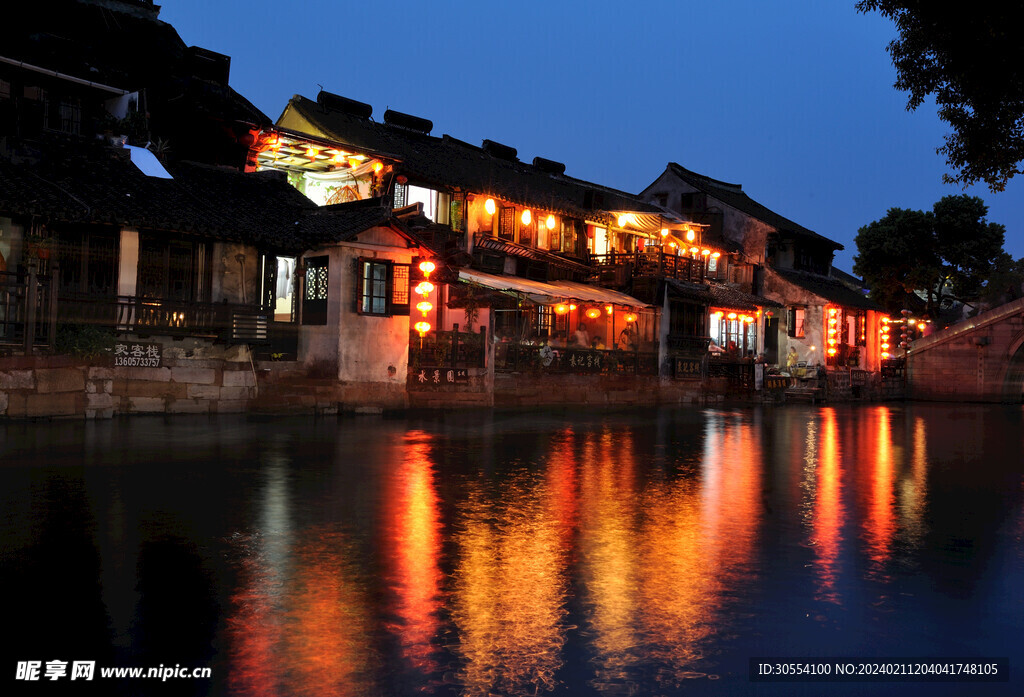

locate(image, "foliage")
(54, 324), (114, 359)
(856, 2), (1024, 191)
(854, 195), (1009, 318)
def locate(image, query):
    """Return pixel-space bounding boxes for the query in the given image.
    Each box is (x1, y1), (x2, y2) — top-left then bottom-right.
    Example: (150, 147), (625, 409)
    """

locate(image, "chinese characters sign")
(414, 367), (469, 387)
(113, 342), (162, 368)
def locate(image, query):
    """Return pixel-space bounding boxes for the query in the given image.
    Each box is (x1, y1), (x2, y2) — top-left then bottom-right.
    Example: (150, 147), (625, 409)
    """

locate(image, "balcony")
(590, 248), (706, 286)
(57, 293), (272, 343)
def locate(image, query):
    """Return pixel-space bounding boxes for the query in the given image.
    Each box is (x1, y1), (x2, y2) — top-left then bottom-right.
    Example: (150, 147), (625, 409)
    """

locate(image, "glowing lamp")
(332, 152), (346, 164)
(305, 147), (319, 159)
(546, 215), (556, 230)
(689, 246), (699, 254)
(713, 311), (724, 319)
(521, 209), (532, 226)
(701, 248), (711, 256)
(414, 281), (434, 296)
(743, 315), (754, 323)
(711, 251), (721, 259)
(569, 303), (577, 311)
(416, 301), (433, 316)
(373, 161), (384, 173)
(727, 312), (737, 319)
(605, 305), (613, 315)
(617, 214), (628, 227)
(827, 347), (837, 356)
(669, 242), (677, 248)
(917, 322), (926, 331)
(414, 321), (431, 337)
(685, 229), (696, 243)
(585, 308), (601, 319)
(484, 198), (496, 215)
(882, 352), (890, 359)
(418, 260), (436, 277)
(348, 157), (361, 169)
(828, 307), (838, 316)
(555, 304), (569, 315)
(881, 343), (890, 349)
(624, 313), (637, 323)
(660, 228), (669, 237)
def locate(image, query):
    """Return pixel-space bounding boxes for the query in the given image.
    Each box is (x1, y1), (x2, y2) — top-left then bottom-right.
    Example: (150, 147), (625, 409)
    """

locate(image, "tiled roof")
(664, 278), (713, 304)
(707, 282), (783, 311)
(0, 142), (316, 252)
(296, 206), (398, 248)
(279, 95), (666, 225)
(474, 236), (592, 274)
(665, 163), (842, 250)
(770, 267), (881, 310)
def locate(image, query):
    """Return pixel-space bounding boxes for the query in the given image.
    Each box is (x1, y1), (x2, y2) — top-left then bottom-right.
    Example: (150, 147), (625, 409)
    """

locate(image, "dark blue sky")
(161, 0), (1023, 273)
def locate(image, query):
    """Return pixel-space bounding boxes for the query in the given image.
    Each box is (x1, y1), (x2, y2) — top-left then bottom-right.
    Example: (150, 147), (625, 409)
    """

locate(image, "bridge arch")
(1001, 330), (1024, 402)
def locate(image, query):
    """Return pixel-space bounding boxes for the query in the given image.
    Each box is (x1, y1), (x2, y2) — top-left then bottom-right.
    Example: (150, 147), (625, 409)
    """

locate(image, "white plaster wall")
(299, 226), (418, 390)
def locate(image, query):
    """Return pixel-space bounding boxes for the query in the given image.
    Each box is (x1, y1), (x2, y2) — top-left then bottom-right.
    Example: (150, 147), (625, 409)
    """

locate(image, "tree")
(853, 195), (1008, 318)
(856, 2), (1024, 191)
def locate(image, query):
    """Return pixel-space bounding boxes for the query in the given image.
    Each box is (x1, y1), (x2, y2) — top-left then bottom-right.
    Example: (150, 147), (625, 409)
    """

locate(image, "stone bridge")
(907, 297), (1024, 402)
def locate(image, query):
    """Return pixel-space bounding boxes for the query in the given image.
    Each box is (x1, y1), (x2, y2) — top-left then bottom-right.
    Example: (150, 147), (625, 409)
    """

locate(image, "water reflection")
(863, 406), (897, 577)
(3, 406), (1023, 696)
(380, 431), (443, 676)
(808, 407), (844, 604)
(449, 452), (570, 696)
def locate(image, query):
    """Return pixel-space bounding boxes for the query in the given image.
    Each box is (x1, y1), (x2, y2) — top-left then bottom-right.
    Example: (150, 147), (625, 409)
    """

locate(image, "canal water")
(2, 404), (1022, 696)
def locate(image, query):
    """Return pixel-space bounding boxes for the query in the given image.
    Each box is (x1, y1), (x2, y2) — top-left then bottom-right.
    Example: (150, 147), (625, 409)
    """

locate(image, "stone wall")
(493, 373), (704, 408)
(1, 354), (256, 419)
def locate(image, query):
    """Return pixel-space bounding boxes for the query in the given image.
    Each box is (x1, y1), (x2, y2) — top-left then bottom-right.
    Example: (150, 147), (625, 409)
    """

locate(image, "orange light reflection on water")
(862, 406), (897, 577)
(578, 428), (641, 691)
(381, 431), (443, 674)
(227, 528), (376, 697)
(810, 408), (844, 604)
(449, 440), (572, 696)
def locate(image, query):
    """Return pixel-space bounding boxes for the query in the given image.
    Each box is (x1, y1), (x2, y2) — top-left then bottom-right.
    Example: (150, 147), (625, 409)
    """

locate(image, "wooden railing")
(409, 326), (487, 370)
(57, 293), (270, 343)
(590, 249), (706, 283)
(0, 266), (57, 351)
(707, 358), (756, 389)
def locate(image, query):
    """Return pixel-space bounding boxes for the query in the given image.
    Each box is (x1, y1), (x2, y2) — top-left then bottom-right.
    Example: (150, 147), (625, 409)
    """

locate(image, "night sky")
(160, 0), (1023, 273)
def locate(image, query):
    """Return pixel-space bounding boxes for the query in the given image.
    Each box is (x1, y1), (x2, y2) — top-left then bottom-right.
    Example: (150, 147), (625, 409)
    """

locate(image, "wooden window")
(356, 258), (410, 316)
(392, 183), (408, 209)
(302, 255), (329, 325)
(391, 263), (410, 315)
(519, 216), (536, 247)
(498, 206), (516, 241)
(137, 235), (210, 302)
(787, 307), (805, 338)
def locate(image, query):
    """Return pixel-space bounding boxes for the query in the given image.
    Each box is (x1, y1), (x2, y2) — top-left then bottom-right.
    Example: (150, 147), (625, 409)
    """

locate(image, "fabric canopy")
(458, 269), (650, 308)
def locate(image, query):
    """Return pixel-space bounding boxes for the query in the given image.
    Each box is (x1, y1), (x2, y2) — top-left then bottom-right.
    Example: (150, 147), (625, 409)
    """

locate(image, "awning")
(459, 269), (650, 307)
